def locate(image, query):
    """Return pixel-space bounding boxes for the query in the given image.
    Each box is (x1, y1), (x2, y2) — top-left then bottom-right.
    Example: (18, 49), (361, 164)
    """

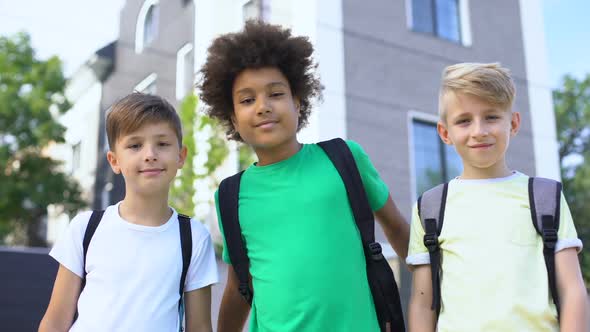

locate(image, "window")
(135, 73), (157, 95)
(135, 0), (160, 53)
(411, 119), (462, 198)
(242, 0), (261, 21)
(176, 43), (193, 100)
(410, 0), (462, 43)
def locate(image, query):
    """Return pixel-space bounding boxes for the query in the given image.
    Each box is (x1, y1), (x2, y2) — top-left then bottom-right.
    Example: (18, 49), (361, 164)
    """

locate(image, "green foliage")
(238, 143), (256, 171)
(553, 74), (590, 286)
(170, 94), (198, 215)
(198, 114), (229, 177)
(0, 32), (84, 246)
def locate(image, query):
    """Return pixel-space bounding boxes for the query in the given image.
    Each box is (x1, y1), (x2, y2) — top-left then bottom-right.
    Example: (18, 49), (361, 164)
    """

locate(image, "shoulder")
(188, 217), (213, 245)
(68, 210), (95, 235)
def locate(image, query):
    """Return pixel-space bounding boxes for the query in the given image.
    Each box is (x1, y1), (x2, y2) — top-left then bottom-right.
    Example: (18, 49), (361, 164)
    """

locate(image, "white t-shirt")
(50, 202), (218, 332)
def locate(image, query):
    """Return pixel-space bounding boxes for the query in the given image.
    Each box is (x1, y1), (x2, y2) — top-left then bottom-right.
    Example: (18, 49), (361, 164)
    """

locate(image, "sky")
(0, 0), (588, 88)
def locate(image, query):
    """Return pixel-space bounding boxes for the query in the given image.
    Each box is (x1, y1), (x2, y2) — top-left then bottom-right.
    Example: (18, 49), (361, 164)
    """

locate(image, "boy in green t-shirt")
(407, 62), (588, 331)
(198, 21), (410, 332)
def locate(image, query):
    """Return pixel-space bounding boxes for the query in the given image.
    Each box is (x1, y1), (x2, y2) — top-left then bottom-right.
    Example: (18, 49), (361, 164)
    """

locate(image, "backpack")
(417, 176), (562, 319)
(217, 137), (406, 332)
(80, 210), (193, 332)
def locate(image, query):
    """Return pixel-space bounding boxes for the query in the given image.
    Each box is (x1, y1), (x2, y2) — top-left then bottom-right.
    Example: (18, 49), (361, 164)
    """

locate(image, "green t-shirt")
(215, 140), (389, 332)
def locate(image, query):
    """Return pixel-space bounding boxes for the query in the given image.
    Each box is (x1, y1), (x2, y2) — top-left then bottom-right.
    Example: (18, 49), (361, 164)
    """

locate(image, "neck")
(460, 160), (512, 180)
(119, 191), (172, 227)
(254, 138), (301, 166)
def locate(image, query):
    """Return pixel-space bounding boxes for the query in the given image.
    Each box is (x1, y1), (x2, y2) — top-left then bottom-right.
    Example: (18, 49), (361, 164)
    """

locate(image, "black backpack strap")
(417, 182), (448, 316)
(82, 210), (104, 288)
(218, 170), (253, 305)
(178, 214), (192, 300)
(528, 177), (561, 319)
(318, 138), (405, 332)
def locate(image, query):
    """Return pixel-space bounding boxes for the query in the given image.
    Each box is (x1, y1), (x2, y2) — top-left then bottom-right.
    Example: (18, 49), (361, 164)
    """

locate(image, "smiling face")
(437, 92), (521, 179)
(231, 67), (301, 163)
(106, 122), (187, 197)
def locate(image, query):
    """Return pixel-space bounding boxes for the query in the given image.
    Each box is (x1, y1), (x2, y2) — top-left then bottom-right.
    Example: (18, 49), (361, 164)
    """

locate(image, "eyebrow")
(234, 81), (289, 95)
(123, 133), (172, 141)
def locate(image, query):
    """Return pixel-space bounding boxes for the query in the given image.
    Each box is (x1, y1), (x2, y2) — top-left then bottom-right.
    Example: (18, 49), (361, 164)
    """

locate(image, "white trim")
(555, 238), (583, 253)
(406, 253), (430, 266)
(519, 0), (561, 180)
(405, 0), (413, 29)
(407, 110), (440, 201)
(380, 242), (399, 260)
(134, 73), (157, 93)
(176, 43), (194, 100)
(459, 0), (472, 46)
(135, 0), (160, 54)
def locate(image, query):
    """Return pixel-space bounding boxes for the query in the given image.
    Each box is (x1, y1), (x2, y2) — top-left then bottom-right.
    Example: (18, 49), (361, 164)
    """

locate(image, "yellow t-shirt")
(407, 172), (582, 332)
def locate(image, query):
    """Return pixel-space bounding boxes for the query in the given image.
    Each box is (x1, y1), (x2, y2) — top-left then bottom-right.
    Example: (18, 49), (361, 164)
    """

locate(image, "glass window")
(412, 119), (462, 198)
(144, 5), (159, 47)
(411, 0), (461, 43)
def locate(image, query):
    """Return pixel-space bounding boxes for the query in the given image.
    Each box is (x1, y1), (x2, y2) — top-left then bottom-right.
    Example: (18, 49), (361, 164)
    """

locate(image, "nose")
(472, 119), (489, 138)
(144, 144), (158, 162)
(256, 96), (272, 115)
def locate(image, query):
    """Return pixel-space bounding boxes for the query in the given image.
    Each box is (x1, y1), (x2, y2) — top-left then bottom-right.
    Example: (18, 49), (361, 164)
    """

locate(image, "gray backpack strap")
(528, 177), (561, 320)
(417, 182), (449, 316)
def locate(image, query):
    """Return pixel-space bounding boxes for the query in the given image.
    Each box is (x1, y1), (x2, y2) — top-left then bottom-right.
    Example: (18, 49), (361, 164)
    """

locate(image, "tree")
(0, 32), (84, 246)
(553, 74), (590, 286)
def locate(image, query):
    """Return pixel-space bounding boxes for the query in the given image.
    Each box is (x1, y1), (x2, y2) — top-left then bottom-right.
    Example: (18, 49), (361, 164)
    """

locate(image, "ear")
(437, 121), (453, 145)
(510, 111), (521, 137)
(106, 150), (121, 174)
(177, 145), (188, 168)
(294, 97), (301, 116)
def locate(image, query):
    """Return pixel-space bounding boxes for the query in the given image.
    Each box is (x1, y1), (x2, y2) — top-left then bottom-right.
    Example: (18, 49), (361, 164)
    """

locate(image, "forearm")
(381, 219), (410, 260)
(217, 287), (250, 332)
(408, 299), (436, 332)
(559, 289), (589, 332)
(38, 317), (70, 332)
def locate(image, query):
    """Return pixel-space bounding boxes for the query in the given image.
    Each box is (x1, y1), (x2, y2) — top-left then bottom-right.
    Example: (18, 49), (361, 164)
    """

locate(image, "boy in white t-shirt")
(39, 93), (218, 332)
(407, 63), (588, 331)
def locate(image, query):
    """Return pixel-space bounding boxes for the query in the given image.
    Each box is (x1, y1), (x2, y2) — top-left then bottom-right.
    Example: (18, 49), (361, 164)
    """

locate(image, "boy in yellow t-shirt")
(407, 62), (588, 331)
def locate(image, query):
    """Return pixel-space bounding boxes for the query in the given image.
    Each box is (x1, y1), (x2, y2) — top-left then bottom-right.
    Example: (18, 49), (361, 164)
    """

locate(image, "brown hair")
(439, 62), (516, 121)
(106, 93), (182, 149)
(197, 20), (323, 141)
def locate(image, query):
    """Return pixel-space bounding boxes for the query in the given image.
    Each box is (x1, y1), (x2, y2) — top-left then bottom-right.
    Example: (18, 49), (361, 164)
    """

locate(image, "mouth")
(470, 143), (493, 149)
(255, 120), (279, 128)
(139, 168), (165, 176)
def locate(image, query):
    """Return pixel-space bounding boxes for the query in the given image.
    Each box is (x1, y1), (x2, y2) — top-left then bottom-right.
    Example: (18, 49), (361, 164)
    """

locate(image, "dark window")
(411, 0), (461, 43)
(412, 119), (462, 197)
(144, 5), (159, 47)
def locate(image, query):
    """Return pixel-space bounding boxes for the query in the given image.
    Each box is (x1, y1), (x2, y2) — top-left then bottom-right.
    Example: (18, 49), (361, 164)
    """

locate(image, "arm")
(375, 195), (410, 260)
(217, 265), (251, 332)
(408, 264), (436, 332)
(38, 265), (82, 332)
(556, 248), (588, 332)
(184, 286), (213, 332)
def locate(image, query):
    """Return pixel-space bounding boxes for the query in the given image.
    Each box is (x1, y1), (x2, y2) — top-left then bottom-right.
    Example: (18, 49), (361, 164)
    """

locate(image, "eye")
(455, 119), (469, 125)
(270, 92), (285, 98)
(127, 143), (141, 150)
(158, 142), (171, 147)
(486, 115), (500, 120)
(240, 97), (255, 105)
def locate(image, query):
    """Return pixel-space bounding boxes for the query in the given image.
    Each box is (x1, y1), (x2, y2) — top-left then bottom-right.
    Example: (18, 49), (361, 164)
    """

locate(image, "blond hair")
(439, 62), (516, 121)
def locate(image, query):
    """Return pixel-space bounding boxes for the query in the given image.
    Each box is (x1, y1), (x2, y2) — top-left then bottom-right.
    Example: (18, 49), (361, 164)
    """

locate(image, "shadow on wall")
(0, 247), (57, 332)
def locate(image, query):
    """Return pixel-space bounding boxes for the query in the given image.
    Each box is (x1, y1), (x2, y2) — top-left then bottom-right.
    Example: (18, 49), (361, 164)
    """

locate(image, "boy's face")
(106, 122), (187, 197)
(437, 92), (520, 178)
(231, 67), (300, 151)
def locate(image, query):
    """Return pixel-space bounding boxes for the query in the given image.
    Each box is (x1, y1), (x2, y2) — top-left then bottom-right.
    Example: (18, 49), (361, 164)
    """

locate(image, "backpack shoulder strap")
(417, 182), (448, 316)
(317, 138), (375, 245)
(178, 214), (192, 298)
(82, 210), (104, 283)
(218, 170), (252, 305)
(528, 176), (562, 319)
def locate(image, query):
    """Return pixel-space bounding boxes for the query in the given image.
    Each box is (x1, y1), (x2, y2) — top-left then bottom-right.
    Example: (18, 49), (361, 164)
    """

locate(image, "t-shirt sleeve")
(49, 211), (93, 278)
(556, 192), (583, 253)
(406, 203), (430, 266)
(346, 140), (390, 211)
(184, 220), (219, 292)
(214, 190), (231, 264)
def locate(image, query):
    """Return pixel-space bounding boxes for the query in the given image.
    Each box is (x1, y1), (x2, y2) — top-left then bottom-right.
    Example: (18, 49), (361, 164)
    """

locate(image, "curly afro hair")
(197, 20), (323, 141)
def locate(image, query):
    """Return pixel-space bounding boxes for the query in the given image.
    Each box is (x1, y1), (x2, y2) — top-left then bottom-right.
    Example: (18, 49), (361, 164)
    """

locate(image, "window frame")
(406, 0), (472, 46)
(135, 0), (160, 53)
